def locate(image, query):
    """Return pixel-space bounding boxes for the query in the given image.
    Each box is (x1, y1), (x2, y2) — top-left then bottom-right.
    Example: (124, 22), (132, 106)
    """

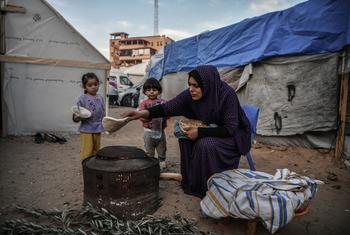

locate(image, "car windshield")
(109, 75), (117, 81)
(120, 76), (133, 86)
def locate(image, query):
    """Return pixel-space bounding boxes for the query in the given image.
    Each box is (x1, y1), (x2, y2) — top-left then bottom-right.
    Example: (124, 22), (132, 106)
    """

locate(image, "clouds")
(248, 0), (299, 14)
(160, 28), (193, 40)
(114, 20), (133, 30)
(47, 0), (68, 7)
(208, 0), (223, 6)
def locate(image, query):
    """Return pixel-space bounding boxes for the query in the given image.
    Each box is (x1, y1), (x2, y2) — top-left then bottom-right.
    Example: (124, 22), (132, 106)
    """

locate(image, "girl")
(73, 73), (105, 161)
(138, 78), (167, 169)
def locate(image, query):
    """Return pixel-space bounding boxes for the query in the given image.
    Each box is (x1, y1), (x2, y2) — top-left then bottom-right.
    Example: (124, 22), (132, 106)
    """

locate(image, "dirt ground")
(0, 106), (350, 235)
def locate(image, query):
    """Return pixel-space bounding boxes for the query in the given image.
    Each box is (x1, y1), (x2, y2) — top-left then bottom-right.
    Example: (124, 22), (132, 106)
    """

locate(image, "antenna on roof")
(154, 0), (159, 35)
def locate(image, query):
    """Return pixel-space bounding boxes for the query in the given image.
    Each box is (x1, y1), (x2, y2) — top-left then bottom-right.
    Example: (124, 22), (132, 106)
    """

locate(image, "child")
(73, 73), (105, 161)
(138, 78), (167, 169)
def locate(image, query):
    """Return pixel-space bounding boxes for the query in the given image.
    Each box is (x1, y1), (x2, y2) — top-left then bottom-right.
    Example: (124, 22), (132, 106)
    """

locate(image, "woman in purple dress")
(124, 65), (250, 198)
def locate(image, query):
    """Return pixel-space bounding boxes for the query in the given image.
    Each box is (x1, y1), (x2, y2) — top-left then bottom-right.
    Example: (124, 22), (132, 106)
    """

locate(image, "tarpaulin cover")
(149, 0), (350, 80)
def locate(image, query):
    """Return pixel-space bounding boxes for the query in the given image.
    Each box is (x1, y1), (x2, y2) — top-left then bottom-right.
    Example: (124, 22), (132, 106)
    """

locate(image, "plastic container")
(150, 118), (162, 139)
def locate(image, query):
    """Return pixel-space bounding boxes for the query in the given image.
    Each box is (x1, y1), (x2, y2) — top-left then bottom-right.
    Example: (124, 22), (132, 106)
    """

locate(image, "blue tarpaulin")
(149, 0), (350, 80)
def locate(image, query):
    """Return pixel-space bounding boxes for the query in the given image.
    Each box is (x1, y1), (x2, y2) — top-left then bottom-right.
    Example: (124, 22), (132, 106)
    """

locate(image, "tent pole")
(335, 51), (349, 163)
(105, 70), (109, 117)
(0, 0), (7, 137)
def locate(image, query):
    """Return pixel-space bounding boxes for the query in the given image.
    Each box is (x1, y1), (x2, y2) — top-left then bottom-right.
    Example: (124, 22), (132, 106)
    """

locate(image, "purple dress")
(77, 94), (105, 133)
(163, 65), (250, 198)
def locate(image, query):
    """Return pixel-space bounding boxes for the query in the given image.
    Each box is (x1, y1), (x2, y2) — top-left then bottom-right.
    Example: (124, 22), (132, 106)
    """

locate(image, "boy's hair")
(82, 73), (99, 93)
(143, 78), (162, 94)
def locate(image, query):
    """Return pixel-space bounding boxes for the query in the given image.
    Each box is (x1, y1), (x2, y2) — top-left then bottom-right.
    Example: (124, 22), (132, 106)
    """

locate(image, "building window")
(120, 49), (132, 56)
(132, 49), (139, 56)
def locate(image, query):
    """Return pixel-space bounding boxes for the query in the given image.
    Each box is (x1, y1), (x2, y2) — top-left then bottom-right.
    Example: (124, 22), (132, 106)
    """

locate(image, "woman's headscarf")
(189, 65), (228, 124)
(163, 65), (251, 154)
(188, 65), (251, 154)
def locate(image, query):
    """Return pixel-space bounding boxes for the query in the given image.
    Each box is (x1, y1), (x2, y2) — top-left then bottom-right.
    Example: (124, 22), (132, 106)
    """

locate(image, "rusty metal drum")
(82, 146), (160, 220)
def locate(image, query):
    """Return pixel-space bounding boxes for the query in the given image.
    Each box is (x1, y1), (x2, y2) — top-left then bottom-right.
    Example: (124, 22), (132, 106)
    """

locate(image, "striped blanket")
(200, 168), (323, 234)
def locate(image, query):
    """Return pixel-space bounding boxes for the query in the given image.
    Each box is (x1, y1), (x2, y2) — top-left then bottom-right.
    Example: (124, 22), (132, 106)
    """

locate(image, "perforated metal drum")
(82, 146), (160, 220)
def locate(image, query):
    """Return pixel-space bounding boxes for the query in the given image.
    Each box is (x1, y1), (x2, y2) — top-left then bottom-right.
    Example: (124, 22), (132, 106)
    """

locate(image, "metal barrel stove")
(82, 146), (160, 220)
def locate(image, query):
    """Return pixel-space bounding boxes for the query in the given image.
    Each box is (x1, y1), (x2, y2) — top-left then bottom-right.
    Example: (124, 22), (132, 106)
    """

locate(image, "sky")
(46, 0), (306, 59)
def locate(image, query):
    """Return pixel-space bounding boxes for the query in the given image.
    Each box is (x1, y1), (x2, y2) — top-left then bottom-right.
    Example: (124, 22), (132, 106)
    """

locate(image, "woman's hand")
(182, 126), (198, 140)
(122, 109), (150, 121)
(139, 117), (149, 123)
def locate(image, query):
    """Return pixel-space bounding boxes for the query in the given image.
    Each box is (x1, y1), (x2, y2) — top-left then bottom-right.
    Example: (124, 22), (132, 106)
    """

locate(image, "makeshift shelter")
(0, 0), (110, 136)
(146, 0), (350, 164)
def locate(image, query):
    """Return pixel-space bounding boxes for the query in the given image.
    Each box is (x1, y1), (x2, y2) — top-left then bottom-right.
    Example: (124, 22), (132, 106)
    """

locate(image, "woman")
(123, 65), (251, 198)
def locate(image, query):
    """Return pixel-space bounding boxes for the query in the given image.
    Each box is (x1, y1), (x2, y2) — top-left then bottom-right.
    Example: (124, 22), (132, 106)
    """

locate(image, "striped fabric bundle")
(200, 168), (323, 234)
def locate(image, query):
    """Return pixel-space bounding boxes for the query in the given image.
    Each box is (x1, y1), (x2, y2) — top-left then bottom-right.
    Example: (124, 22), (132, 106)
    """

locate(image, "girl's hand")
(72, 113), (81, 122)
(182, 126), (198, 140)
(122, 109), (150, 121)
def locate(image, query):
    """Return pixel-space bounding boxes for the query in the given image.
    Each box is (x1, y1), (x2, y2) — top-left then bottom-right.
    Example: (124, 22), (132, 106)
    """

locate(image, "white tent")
(0, 0), (110, 135)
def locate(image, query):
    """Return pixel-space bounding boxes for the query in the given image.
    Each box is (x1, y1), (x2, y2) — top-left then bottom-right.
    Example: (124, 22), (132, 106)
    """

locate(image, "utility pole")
(154, 0), (159, 35)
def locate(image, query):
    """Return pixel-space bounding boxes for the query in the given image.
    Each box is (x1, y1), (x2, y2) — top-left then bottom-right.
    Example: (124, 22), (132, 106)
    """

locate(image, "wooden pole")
(0, 55), (111, 70)
(335, 51), (349, 162)
(246, 219), (258, 235)
(105, 70), (109, 117)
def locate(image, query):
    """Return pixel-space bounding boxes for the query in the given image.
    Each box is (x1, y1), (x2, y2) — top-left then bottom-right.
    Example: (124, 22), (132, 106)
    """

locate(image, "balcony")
(119, 44), (149, 50)
(119, 55), (151, 61)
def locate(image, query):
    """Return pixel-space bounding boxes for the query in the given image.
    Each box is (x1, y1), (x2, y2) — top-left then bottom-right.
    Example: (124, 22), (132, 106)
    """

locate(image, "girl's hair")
(82, 73), (99, 93)
(143, 78), (162, 94)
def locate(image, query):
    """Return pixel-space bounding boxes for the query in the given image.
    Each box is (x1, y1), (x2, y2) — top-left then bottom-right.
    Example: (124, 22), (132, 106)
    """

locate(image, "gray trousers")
(143, 130), (166, 161)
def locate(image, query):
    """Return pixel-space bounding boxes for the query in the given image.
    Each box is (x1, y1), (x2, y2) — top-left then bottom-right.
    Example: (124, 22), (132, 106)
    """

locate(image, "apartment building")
(110, 32), (173, 68)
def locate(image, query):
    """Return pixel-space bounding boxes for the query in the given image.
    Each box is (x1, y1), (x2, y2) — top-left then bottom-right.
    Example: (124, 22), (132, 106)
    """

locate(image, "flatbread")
(102, 116), (128, 133)
(179, 119), (207, 132)
(71, 105), (91, 119)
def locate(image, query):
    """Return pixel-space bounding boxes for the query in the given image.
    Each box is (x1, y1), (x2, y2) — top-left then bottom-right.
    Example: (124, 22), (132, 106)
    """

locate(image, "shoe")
(159, 161), (167, 170)
(34, 133), (44, 144)
(44, 133), (57, 143)
(50, 133), (67, 144)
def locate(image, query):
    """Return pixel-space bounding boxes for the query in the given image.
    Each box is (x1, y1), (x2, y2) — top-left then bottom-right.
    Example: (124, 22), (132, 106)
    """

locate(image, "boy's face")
(144, 88), (160, 100)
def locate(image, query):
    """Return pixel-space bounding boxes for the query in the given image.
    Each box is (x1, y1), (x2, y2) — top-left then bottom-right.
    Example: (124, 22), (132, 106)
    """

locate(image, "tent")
(146, 0), (350, 164)
(122, 61), (148, 85)
(0, 0), (110, 136)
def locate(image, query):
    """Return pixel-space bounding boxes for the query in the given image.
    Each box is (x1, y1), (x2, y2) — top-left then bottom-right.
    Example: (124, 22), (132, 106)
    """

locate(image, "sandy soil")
(0, 106), (350, 235)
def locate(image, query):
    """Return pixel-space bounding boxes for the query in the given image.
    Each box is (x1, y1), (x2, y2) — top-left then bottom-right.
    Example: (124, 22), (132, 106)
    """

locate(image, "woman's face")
(188, 77), (202, 100)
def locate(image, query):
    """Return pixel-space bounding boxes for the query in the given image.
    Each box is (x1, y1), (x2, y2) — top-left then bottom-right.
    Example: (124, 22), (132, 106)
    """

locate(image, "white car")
(108, 72), (140, 107)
